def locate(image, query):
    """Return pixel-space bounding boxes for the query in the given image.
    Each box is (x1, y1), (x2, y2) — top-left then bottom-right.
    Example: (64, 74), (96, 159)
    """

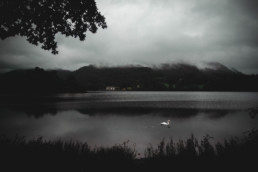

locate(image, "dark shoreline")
(1, 131), (257, 171)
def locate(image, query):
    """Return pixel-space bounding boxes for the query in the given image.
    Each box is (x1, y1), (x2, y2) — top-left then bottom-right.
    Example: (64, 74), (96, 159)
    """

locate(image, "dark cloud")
(0, 0), (257, 73)
(234, 0), (258, 19)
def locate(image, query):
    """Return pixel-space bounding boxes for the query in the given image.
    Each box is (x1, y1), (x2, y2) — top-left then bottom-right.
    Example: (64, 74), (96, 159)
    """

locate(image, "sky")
(0, 0), (258, 74)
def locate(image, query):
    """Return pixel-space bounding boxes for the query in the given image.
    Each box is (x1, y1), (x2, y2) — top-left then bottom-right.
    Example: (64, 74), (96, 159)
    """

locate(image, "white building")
(106, 86), (118, 91)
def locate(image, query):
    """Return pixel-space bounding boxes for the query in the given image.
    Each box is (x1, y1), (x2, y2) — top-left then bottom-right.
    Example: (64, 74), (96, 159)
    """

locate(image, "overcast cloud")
(0, 0), (258, 73)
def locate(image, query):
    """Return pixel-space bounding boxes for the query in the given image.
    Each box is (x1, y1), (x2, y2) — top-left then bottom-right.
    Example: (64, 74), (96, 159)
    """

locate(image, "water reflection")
(249, 107), (258, 119)
(0, 103), (240, 119)
(0, 92), (258, 154)
(0, 107), (257, 154)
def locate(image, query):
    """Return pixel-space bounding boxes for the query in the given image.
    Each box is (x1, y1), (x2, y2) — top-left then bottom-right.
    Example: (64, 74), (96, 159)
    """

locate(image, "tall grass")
(143, 130), (258, 171)
(1, 130), (257, 171)
(0, 136), (136, 171)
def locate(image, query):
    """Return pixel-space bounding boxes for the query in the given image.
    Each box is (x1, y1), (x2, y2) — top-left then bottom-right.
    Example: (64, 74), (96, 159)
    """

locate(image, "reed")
(0, 130), (257, 171)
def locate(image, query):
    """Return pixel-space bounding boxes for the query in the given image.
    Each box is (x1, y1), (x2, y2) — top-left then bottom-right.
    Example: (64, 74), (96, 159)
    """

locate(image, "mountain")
(0, 67), (84, 94)
(71, 63), (258, 91)
(0, 63), (258, 93)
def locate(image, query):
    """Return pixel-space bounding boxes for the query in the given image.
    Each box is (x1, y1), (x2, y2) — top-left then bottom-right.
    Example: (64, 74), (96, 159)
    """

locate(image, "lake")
(0, 91), (258, 155)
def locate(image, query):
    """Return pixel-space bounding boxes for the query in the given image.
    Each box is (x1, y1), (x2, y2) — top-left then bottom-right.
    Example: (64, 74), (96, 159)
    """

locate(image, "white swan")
(160, 120), (171, 127)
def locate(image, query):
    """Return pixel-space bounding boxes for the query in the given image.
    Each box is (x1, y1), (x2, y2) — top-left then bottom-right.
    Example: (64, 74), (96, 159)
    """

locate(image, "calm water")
(0, 91), (258, 155)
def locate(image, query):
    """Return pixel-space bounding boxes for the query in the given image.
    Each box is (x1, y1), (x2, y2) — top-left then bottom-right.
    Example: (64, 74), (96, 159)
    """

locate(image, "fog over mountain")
(1, 63), (257, 93)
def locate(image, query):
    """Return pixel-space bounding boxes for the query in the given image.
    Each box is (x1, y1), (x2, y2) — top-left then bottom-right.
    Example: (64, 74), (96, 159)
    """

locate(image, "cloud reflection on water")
(0, 92), (257, 154)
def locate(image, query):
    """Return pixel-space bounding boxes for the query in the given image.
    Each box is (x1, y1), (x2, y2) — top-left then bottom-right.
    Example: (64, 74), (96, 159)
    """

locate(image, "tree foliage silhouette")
(0, 0), (107, 54)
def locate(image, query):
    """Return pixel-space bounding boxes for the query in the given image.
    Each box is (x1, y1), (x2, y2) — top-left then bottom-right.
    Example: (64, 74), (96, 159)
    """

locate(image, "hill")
(0, 63), (258, 93)
(0, 67), (84, 94)
(73, 63), (258, 91)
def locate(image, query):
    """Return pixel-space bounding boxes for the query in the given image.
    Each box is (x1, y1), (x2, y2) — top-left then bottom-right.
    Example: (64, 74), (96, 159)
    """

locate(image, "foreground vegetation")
(1, 130), (257, 171)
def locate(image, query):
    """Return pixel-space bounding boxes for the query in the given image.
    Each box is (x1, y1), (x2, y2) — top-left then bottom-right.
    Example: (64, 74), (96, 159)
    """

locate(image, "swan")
(160, 120), (171, 127)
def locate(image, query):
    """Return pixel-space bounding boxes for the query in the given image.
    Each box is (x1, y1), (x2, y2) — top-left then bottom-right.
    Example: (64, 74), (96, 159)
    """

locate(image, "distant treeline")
(1, 130), (257, 171)
(1, 62), (258, 93)
(0, 67), (84, 94)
